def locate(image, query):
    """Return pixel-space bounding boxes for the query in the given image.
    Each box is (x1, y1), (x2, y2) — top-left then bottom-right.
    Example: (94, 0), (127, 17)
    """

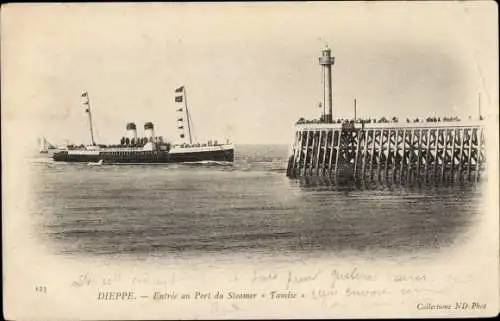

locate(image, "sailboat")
(39, 136), (49, 154)
(53, 88), (234, 163)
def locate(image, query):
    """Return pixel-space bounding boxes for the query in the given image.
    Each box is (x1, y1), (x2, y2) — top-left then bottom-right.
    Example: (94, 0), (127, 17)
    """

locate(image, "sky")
(2, 2), (498, 146)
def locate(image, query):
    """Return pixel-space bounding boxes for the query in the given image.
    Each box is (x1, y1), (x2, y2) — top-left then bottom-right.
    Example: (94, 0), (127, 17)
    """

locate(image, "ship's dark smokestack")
(126, 122), (137, 139)
(144, 122), (155, 139)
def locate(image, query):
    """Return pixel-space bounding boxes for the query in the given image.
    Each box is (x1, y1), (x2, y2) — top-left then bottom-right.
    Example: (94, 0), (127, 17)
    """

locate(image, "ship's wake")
(181, 160), (234, 167)
(28, 157), (55, 164)
(87, 159), (104, 166)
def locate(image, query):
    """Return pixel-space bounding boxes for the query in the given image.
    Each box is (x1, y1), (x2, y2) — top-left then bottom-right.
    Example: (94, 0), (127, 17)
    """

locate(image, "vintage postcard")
(2, 2), (499, 319)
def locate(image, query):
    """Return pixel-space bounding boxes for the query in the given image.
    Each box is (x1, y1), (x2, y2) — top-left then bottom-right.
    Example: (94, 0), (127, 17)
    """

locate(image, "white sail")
(39, 136), (48, 153)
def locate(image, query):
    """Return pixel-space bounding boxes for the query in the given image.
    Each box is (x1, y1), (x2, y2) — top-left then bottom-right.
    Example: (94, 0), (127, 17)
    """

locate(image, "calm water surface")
(29, 145), (485, 263)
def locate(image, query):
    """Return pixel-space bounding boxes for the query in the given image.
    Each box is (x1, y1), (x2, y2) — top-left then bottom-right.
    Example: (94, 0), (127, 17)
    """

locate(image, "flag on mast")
(174, 85), (184, 102)
(81, 92), (90, 112)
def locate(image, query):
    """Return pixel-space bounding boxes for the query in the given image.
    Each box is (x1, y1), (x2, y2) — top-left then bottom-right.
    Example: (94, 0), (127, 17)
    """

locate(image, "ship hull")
(53, 148), (234, 163)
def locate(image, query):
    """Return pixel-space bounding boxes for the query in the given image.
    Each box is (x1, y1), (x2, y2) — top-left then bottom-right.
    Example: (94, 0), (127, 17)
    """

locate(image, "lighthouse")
(126, 122), (137, 140)
(144, 122), (155, 141)
(319, 46), (335, 123)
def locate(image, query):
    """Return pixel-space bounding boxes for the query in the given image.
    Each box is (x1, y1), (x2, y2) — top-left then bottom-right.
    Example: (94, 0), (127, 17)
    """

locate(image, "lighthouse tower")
(144, 122), (155, 141)
(126, 122), (137, 140)
(319, 46), (335, 123)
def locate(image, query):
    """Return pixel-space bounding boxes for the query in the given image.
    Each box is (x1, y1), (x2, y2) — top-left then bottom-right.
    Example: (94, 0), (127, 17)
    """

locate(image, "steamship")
(53, 87), (234, 163)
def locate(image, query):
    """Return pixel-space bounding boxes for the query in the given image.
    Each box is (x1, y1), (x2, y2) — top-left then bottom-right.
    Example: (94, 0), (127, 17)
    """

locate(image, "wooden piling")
(298, 131), (305, 174)
(353, 130), (362, 179)
(400, 129), (407, 183)
(467, 128), (472, 180)
(406, 129), (413, 181)
(369, 130), (377, 181)
(328, 130), (336, 177)
(441, 130), (448, 182)
(473, 129), (478, 182)
(431, 130), (439, 181)
(450, 129), (457, 182)
(302, 130), (311, 176)
(458, 128), (465, 182)
(334, 130), (341, 179)
(384, 129), (390, 179)
(291, 131), (300, 176)
(323, 131), (327, 175)
(423, 129), (430, 182)
(309, 131), (316, 176)
(477, 128), (485, 181)
(314, 131), (322, 176)
(416, 129), (423, 180)
(361, 129), (370, 180)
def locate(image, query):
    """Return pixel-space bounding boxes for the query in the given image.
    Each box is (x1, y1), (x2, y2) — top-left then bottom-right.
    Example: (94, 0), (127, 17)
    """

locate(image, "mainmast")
(82, 92), (96, 146)
(183, 88), (193, 145)
(174, 86), (193, 145)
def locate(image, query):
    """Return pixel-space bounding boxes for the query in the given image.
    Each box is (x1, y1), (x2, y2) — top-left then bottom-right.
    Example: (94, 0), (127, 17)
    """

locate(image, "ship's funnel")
(144, 122), (155, 140)
(126, 122), (137, 140)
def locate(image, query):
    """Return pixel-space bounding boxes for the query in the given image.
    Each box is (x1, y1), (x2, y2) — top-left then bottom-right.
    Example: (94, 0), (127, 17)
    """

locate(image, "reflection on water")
(295, 174), (485, 190)
(28, 145), (485, 262)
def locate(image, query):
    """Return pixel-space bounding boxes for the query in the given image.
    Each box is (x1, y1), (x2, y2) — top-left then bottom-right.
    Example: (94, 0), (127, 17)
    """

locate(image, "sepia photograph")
(2, 1), (499, 319)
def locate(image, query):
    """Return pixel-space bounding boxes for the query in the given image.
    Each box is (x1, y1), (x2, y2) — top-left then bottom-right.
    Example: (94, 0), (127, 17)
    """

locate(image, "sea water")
(27, 144), (485, 265)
